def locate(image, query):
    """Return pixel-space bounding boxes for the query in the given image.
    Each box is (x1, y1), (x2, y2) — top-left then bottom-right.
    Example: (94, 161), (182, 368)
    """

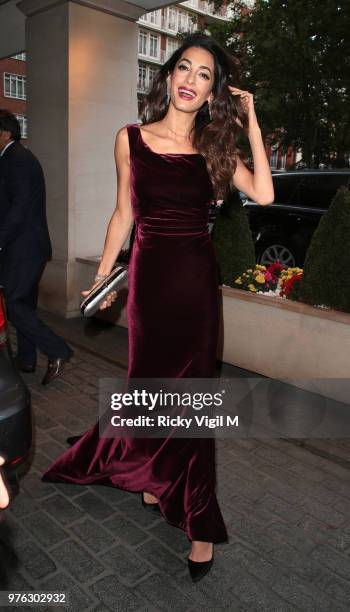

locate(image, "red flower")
(267, 262), (284, 280)
(280, 273), (302, 299)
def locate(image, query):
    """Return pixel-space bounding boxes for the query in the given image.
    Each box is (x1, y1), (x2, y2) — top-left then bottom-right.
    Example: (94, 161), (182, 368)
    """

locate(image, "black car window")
(295, 175), (349, 208)
(272, 176), (302, 204)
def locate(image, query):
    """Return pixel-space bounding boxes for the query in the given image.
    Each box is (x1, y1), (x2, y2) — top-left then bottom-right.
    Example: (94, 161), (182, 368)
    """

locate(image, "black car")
(241, 170), (350, 267)
(0, 287), (32, 505)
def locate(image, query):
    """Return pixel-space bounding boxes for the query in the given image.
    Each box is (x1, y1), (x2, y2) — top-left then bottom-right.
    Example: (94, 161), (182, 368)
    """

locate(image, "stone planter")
(218, 286), (350, 405)
(75, 257), (350, 404)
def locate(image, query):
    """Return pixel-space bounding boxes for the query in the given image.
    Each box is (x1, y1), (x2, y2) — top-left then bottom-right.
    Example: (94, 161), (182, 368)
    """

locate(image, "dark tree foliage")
(209, 0), (350, 167)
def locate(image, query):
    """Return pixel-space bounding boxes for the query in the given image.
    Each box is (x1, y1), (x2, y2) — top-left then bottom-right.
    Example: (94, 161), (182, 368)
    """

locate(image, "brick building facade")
(0, 52), (27, 141)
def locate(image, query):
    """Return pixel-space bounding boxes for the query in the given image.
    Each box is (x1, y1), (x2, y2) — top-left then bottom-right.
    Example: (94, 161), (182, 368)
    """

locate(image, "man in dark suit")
(0, 110), (73, 384)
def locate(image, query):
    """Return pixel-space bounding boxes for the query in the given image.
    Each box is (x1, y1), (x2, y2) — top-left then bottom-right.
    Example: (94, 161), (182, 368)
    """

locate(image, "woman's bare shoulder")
(114, 125), (132, 165)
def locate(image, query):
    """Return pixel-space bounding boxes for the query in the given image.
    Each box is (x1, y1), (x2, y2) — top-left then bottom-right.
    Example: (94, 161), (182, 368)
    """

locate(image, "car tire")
(256, 238), (299, 268)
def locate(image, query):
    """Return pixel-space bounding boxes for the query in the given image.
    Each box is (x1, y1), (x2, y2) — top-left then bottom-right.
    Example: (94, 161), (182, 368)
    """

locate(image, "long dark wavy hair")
(139, 32), (250, 201)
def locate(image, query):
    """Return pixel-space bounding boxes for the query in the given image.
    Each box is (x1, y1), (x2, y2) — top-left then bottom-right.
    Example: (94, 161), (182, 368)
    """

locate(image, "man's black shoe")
(41, 356), (70, 385)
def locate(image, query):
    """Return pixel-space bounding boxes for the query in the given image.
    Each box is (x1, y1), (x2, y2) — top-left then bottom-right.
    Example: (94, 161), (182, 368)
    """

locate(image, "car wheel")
(257, 241), (296, 267)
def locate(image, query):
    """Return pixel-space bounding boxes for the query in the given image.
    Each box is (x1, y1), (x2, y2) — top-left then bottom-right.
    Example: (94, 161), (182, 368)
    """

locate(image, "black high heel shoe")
(66, 435), (82, 446)
(141, 492), (162, 515)
(188, 547), (214, 582)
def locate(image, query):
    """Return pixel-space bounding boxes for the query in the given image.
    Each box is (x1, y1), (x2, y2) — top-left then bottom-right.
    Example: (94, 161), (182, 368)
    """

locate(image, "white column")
(18, 0), (140, 316)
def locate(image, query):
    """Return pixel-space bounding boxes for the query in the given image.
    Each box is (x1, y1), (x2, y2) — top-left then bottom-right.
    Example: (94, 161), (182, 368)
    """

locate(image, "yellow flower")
(247, 269), (253, 273)
(248, 284), (257, 292)
(255, 274), (266, 284)
(234, 278), (242, 284)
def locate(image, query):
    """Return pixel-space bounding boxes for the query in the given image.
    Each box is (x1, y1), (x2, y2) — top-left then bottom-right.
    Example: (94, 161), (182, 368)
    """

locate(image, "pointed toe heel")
(141, 493), (161, 515)
(188, 552), (214, 583)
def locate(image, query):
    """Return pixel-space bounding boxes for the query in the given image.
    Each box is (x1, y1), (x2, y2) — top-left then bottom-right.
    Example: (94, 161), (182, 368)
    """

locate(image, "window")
(138, 31), (160, 59)
(270, 144), (279, 169)
(178, 11), (188, 33)
(149, 34), (159, 58)
(296, 175), (349, 208)
(280, 152), (287, 170)
(138, 64), (159, 93)
(149, 10), (160, 26)
(148, 66), (158, 88)
(4, 73), (26, 99)
(188, 14), (196, 33)
(11, 53), (26, 61)
(273, 176), (302, 205)
(138, 64), (147, 91)
(138, 31), (147, 56)
(168, 7), (177, 31)
(16, 114), (27, 139)
(167, 38), (180, 59)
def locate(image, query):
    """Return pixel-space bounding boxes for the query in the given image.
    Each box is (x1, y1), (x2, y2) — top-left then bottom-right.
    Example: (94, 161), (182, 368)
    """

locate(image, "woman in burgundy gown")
(42, 33), (273, 582)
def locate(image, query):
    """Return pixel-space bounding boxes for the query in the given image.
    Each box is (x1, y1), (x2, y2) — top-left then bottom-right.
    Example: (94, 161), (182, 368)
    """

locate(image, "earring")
(166, 88), (170, 105)
(208, 102), (212, 121)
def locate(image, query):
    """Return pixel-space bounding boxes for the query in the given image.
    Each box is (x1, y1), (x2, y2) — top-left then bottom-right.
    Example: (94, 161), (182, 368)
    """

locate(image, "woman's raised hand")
(228, 86), (258, 129)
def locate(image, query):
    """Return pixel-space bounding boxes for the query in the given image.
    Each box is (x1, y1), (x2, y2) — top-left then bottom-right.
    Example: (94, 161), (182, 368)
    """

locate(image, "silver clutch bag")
(80, 265), (128, 317)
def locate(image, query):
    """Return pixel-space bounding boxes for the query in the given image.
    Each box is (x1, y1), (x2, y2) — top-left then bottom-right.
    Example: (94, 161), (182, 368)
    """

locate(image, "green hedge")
(299, 186), (350, 313)
(212, 190), (256, 286)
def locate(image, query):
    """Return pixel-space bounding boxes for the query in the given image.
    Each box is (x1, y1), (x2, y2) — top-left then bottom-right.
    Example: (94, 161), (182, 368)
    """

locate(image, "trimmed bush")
(299, 186), (350, 313)
(212, 189), (256, 286)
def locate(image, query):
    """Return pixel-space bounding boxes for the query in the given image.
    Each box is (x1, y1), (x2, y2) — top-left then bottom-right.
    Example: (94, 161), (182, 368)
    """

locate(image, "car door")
(247, 174), (305, 266)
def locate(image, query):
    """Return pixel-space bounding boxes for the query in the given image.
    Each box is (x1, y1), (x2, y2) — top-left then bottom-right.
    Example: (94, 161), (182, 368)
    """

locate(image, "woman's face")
(168, 46), (215, 112)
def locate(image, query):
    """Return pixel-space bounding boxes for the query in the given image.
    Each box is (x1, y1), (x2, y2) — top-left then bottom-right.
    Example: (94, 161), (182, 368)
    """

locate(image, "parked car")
(241, 170), (350, 267)
(0, 287), (32, 506)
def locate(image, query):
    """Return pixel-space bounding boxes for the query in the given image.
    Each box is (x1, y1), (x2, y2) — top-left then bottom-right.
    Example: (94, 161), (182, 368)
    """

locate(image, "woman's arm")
(229, 86), (274, 206)
(81, 126), (134, 309)
(96, 126), (134, 276)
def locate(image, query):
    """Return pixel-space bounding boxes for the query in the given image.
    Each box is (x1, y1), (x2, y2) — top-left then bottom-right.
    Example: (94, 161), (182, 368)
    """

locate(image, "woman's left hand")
(228, 86), (258, 129)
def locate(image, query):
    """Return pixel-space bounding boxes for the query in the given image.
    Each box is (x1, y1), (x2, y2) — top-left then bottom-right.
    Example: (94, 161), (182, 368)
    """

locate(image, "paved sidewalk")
(1, 312), (350, 610)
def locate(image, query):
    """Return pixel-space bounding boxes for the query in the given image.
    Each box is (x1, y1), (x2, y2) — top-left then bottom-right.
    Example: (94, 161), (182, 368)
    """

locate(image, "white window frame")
(178, 10), (188, 33)
(16, 114), (27, 139)
(138, 64), (147, 91)
(138, 63), (159, 93)
(166, 37), (180, 60)
(138, 31), (160, 61)
(167, 7), (178, 31)
(149, 10), (161, 26)
(11, 53), (26, 61)
(138, 31), (147, 56)
(149, 33), (159, 58)
(148, 66), (158, 88)
(11, 52), (26, 62)
(280, 151), (287, 170)
(4, 72), (26, 100)
(270, 144), (279, 169)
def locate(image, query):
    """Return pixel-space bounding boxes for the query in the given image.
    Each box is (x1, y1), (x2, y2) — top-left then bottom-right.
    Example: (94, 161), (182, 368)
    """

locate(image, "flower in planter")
(267, 262), (284, 281)
(280, 270), (303, 301)
(233, 263), (304, 299)
(234, 263), (280, 293)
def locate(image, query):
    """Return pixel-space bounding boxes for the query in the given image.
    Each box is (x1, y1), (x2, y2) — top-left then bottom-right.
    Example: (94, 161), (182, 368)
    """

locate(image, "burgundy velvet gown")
(41, 123), (228, 544)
